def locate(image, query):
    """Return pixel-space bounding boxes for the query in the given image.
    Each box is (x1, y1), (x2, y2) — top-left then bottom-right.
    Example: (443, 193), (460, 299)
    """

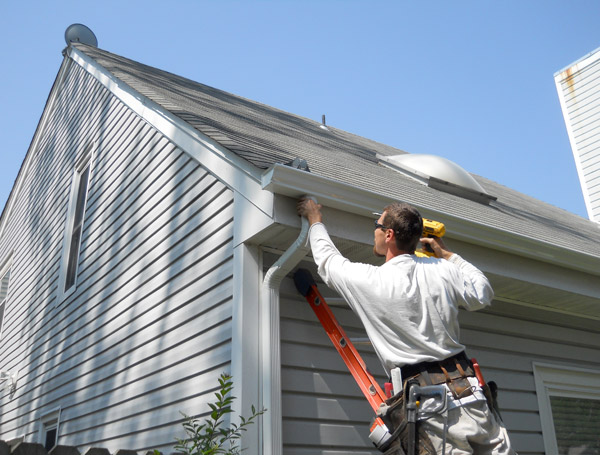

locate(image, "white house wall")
(0, 61), (235, 452)
(276, 261), (600, 455)
(555, 49), (600, 223)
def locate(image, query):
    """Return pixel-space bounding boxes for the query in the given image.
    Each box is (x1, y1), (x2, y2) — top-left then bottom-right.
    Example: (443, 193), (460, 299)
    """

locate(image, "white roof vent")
(379, 153), (496, 204)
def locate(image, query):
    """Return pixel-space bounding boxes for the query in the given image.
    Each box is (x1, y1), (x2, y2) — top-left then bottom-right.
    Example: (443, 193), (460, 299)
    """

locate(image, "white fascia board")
(67, 46), (273, 218)
(262, 164), (600, 275)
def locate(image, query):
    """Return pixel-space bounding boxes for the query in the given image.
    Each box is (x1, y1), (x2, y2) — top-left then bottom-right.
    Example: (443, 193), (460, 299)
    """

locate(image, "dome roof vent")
(379, 153), (496, 204)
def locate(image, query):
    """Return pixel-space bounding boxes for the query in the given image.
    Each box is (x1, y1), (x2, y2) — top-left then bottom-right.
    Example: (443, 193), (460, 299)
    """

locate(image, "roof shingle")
(74, 43), (600, 258)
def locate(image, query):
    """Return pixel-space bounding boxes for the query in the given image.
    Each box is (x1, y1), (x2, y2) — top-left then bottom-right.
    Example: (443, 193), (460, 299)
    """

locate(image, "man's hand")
(420, 236), (454, 260)
(297, 198), (322, 226)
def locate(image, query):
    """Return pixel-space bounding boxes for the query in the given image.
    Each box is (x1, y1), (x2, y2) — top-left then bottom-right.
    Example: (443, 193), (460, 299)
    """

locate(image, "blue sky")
(1, 1), (599, 219)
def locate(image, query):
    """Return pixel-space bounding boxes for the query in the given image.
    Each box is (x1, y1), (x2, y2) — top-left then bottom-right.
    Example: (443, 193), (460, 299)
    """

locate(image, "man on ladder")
(297, 198), (515, 455)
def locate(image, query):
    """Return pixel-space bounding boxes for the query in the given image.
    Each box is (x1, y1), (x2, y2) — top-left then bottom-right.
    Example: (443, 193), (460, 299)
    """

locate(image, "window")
(0, 259), (11, 338)
(59, 147), (94, 300)
(39, 408), (61, 452)
(533, 362), (600, 454)
(65, 163), (90, 291)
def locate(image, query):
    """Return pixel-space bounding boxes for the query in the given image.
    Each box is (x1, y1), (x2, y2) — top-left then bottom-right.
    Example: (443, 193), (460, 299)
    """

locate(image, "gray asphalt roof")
(74, 44), (600, 259)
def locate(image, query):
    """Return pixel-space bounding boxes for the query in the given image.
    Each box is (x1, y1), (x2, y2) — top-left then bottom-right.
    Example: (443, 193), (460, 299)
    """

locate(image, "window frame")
(0, 254), (13, 339)
(58, 145), (96, 303)
(38, 407), (61, 451)
(533, 361), (600, 454)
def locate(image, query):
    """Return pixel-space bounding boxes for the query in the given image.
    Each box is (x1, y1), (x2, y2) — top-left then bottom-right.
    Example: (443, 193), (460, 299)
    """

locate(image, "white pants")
(422, 400), (516, 455)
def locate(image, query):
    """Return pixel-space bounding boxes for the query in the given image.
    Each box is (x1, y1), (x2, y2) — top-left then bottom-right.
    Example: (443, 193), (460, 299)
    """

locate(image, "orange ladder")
(293, 268), (392, 448)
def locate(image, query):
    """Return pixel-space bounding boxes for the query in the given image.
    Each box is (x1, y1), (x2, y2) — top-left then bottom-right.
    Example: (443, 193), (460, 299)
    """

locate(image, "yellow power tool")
(417, 218), (446, 257)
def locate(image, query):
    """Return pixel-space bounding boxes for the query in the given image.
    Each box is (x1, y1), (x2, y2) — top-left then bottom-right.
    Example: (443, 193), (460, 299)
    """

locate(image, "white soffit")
(378, 154), (496, 204)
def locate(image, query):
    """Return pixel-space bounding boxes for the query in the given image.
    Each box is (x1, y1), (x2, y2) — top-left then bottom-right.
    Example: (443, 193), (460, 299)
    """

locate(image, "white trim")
(533, 362), (600, 455)
(231, 240), (262, 454)
(38, 407), (62, 450)
(66, 45), (273, 219)
(262, 163), (600, 275)
(233, 191), (274, 248)
(231, 190), (272, 454)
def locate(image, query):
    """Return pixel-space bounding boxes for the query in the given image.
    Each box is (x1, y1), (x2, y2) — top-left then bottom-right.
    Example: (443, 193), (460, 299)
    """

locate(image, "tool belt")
(400, 351), (475, 400)
(376, 352), (476, 454)
(376, 380), (437, 455)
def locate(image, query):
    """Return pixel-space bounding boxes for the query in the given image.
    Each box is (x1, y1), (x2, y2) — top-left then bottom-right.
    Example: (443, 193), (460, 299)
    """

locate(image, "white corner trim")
(66, 46), (273, 217)
(231, 241), (262, 455)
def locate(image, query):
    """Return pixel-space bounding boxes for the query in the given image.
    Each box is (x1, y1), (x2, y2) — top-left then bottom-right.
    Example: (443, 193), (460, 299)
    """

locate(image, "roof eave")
(262, 163), (600, 276)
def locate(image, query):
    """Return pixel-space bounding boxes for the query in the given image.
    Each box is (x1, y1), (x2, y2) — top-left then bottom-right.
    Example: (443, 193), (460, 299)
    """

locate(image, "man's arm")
(421, 235), (493, 309)
(449, 254), (494, 310)
(296, 198), (360, 296)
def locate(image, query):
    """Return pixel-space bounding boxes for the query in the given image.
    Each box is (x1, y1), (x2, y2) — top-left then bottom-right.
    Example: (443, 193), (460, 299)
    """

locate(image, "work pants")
(422, 400), (516, 455)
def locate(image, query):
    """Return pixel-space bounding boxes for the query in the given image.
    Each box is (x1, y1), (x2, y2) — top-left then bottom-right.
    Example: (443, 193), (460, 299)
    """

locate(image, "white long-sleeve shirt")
(309, 222), (494, 375)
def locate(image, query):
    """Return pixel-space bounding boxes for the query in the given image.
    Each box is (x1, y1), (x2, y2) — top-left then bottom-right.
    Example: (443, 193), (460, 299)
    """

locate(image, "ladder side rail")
(304, 283), (388, 411)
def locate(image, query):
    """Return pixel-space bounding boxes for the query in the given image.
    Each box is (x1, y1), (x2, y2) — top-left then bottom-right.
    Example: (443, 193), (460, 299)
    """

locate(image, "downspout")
(260, 213), (311, 455)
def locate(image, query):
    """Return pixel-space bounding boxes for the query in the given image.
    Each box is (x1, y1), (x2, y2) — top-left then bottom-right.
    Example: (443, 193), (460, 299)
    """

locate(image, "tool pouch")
(416, 370), (472, 400)
(408, 354), (475, 400)
(482, 380), (504, 422)
(375, 381), (436, 455)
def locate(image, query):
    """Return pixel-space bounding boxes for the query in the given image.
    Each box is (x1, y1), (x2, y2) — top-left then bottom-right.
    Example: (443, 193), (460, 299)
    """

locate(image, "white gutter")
(262, 164), (600, 276)
(260, 214), (311, 455)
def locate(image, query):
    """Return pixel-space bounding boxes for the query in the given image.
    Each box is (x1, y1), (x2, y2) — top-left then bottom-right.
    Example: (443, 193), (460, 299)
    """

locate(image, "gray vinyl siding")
(278, 273), (600, 455)
(0, 61), (234, 452)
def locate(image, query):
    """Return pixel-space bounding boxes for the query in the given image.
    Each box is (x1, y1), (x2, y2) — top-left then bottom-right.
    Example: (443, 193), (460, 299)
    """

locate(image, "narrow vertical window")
(0, 266), (11, 338)
(64, 163), (90, 291)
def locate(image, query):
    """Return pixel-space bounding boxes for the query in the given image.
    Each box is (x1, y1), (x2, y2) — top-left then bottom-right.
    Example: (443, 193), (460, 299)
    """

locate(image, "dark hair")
(382, 203), (423, 253)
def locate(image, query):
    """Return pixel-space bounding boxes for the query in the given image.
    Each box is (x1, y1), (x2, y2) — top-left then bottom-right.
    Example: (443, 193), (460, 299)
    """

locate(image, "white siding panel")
(0, 69), (118, 351)
(279, 270), (600, 455)
(556, 52), (600, 222)
(0, 62), (235, 452)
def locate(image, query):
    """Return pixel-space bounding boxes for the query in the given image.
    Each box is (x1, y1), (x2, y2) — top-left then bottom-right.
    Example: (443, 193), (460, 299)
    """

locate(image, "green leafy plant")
(173, 373), (266, 455)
